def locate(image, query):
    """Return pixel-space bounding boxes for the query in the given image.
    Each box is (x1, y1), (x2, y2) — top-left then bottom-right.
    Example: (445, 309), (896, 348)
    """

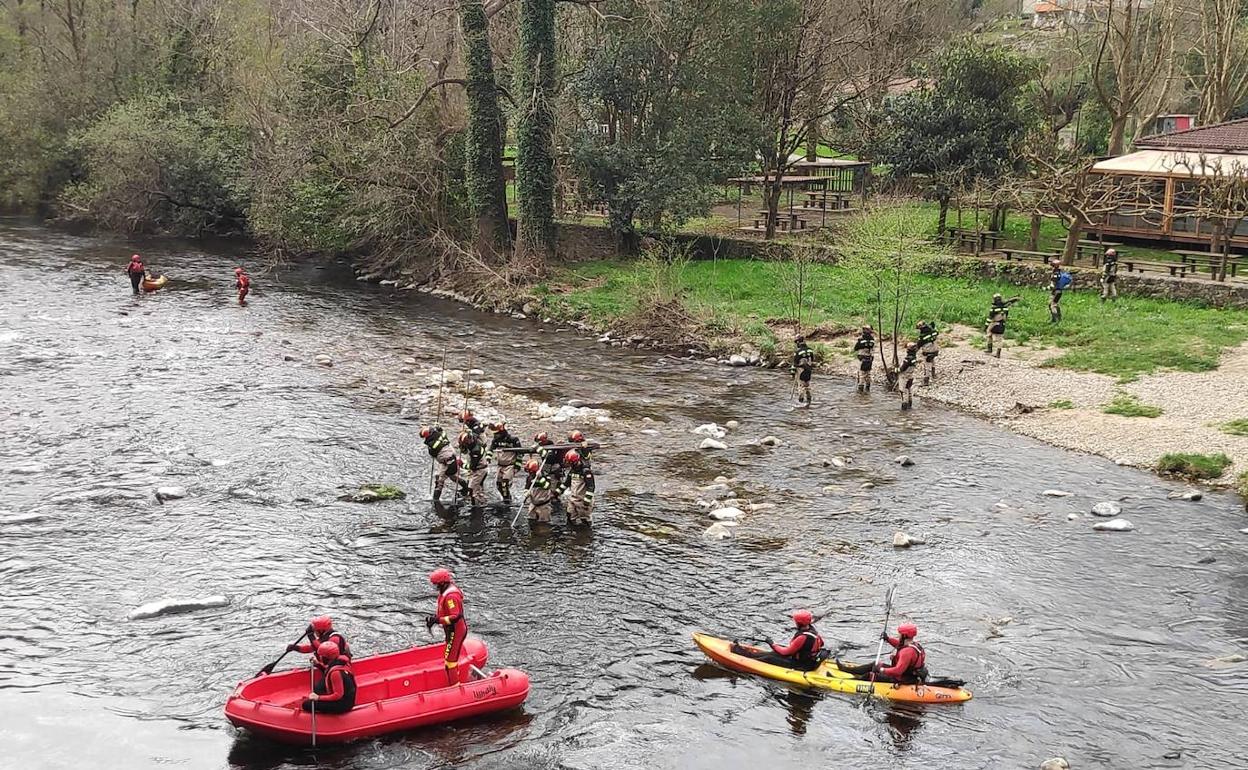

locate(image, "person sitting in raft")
(733, 610), (825, 672)
(839, 622), (928, 684)
(289, 615), (352, 668)
(301, 641), (356, 714)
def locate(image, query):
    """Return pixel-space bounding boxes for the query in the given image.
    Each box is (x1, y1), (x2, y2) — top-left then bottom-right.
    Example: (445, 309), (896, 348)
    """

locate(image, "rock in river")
(128, 595), (230, 620)
(1091, 501), (1121, 518)
(709, 507), (745, 521)
(703, 522), (736, 540)
(1042, 489), (1073, 497)
(699, 438), (728, 451)
(314, 354), (333, 367)
(1167, 489), (1202, 501)
(728, 354), (749, 366)
(1092, 518), (1135, 532)
(895, 455), (914, 467)
(693, 423), (727, 439)
(759, 435), (781, 447)
(154, 486), (187, 502)
(1039, 759), (1070, 770)
(893, 531), (925, 548)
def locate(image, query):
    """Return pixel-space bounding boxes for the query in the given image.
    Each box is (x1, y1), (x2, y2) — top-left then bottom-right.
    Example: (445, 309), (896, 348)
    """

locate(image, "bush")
(1102, 393), (1162, 418)
(1217, 418), (1248, 437)
(1048, 399), (1074, 409)
(1157, 453), (1232, 480)
(1238, 471), (1248, 507)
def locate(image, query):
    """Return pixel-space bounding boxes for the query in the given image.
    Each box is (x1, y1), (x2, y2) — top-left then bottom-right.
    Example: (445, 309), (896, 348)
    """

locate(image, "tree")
(876, 40), (1040, 236)
(1086, 0), (1178, 155)
(1183, 0), (1248, 125)
(1168, 154), (1248, 281)
(513, 0), (558, 270)
(460, 0), (511, 258)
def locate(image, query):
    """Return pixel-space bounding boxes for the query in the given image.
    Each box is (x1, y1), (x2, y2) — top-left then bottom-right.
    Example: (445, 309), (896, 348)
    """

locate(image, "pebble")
(693, 423), (727, 439)
(640, 429), (661, 436)
(728, 354), (748, 366)
(1167, 489), (1202, 501)
(703, 522), (735, 540)
(1039, 759), (1070, 770)
(315, 354), (333, 367)
(895, 455), (914, 467)
(1067, 513), (1079, 521)
(1042, 489), (1073, 497)
(1091, 501), (1122, 518)
(282, 354), (298, 362)
(709, 507), (745, 521)
(698, 483), (730, 495)
(713, 476), (730, 484)
(759, 435), (781, 447)
(749, 503), (777, 512)
(698, 438), (728, 451)
(398, 367), (413, 374)
(892, 531), (925, 548)
(403, 357), (417, 365)
(155, 486), (187, 501)
(1092, 517), (1135, 532)
(860, 482), (875, 490)
(829, 456), (847, 468)
(725, 420), (740, 431)
(1196, 555), (1216, 564)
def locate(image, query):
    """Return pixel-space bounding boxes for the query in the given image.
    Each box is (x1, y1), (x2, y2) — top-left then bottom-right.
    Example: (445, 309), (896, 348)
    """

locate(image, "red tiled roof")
(1136, 117), (1248, 153)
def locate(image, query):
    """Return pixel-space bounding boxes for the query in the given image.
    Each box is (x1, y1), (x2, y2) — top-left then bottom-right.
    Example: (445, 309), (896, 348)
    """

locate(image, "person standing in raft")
(234, 266), (251, 305)
(792, 336), (815, 407)
(425, 568), (468, 686)
(301, 641), (356, 714)
(126, 254), (145, 295)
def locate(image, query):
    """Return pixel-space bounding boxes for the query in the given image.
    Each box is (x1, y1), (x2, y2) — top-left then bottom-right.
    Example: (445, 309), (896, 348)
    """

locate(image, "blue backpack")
(1056, 271), (1073, 290)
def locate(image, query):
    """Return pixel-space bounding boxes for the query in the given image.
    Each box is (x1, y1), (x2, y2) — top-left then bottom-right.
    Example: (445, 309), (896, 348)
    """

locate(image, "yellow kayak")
(693, 632), (972, 704)
(141, 275), (168, 292)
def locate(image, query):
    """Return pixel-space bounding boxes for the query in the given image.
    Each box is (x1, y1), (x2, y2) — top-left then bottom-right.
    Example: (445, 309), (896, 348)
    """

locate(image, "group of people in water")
(123, 253), (251, 304)
(791, 320), (940, 411)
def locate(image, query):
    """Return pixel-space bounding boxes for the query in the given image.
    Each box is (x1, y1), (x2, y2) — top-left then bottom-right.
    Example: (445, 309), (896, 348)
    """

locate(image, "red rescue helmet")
(234, 266), (244, 274)
(419, 426), (432, 439)
(792, 609), (814, 626)
(316, 641), (340, 661)
(458, 431), (474, 447)
(568, 429), (585, 443)
(898, 622), (918, 639)
(534, 432), (549, 444)
(460, 410), (473, 422)
(310, 615), (333, 633)
(491, 422), (506, 432)
(131, 253), (142, 261)
(429, 567), (453, 586)
(525, 459), (541, 474)
(565, 450), (581, 464)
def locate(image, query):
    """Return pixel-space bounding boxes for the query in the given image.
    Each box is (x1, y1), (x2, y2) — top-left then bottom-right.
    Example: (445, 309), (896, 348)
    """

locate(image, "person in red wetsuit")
(126, 254), (145, 295)
(234, 267), (251, 305)
(301, 641), (357, 714)
(425, 568), (468, 685)
(765, 609), (825, 671)
(872, 622), (927, 684)
(288, 615), (352, 667)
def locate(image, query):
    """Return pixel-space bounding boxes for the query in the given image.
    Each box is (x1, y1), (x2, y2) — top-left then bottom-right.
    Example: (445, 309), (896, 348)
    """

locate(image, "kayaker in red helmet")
(301, 641), (357, 714)
(289, 615), (352, 665)
(125, 254), (145, 295)
(425, 568), (468, 685)
(839, 622), (928, 683)
(765, 609), (825, 671)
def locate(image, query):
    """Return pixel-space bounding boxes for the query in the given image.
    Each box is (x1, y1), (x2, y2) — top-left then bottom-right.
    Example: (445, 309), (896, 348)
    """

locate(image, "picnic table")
(1075, 239), (1122, 266)
(800, 190), (851, 212)
(944, 227), (1005, 253)
(1122, 259), (1190, 277)
(1171, 249), (1241, 278)
(998, 248), (1060, 263)
(752, 210), (807, 232)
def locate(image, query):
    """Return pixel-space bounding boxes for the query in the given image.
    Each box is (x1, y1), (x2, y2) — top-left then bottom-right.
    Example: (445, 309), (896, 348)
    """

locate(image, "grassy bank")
(538, 258), (1248, 380)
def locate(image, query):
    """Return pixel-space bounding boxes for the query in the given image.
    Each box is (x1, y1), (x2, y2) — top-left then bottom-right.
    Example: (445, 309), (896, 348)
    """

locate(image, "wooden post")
(1162, 177), (1175, 235)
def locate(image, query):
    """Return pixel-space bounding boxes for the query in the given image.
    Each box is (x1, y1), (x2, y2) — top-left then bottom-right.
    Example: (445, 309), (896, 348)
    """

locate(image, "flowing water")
(1, 218), (1246, 770)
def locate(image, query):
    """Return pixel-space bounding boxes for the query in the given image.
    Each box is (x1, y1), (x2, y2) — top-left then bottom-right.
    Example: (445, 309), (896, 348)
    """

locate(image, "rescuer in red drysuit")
(425, 568), (469, 685)
(234, 267), (251, 304)
(301, 641), (357, 714)
(289, 615), (353, 671)
(872, 623), (927, 683)
(765, 609), (825, 671)
(126, 254), (145, 294)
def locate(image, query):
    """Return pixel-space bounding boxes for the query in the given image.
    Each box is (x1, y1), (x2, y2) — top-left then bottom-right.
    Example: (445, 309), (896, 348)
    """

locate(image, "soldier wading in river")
(898, 343), (919, 411)
(985, 293), (1020, 358)
(792, 336), (815, 407)
(421, 425), (470, 503)
(558, 449), (595, 527)
(852, 325), (875, 393)
(916, 321), (939, 385)
(488, 422), (522, 505)
(458, 430), (489, 507)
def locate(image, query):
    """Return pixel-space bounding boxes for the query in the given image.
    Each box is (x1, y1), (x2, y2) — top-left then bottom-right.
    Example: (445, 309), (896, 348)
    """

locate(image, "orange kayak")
(693, 632), (971, 704)
(141, 275), (168, 292)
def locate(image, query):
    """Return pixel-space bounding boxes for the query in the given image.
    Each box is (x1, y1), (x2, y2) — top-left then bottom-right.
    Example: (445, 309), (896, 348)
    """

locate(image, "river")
(1, 218), (1245, 770)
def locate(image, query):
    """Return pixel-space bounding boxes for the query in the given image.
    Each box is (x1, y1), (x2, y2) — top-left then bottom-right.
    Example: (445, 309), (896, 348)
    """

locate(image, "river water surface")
(1, 219), (1246, 770)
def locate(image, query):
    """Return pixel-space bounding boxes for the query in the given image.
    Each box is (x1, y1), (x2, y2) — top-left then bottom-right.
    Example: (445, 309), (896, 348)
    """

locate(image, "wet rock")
(703, 357), (717, 364)
(314, 354), (333, 367)
(710, 507), (745, 521)
(1039, 758), (1070, 770)
(895, 455), (914, 467)
(522, 302), (537, 315)
(1067, 513), (1080, 521)
(282, 354), (298, 362)
(725, 420), (740, 431)
(698, 483), (730, 495)
(398, 366), (414, 374)
(342, 484), (406, 503)
(1196, 555), (1216, 564)
(468, 368), (485, 378)
(728, 354), (748, 366)
(986, 624), (1004, 639)
(379, 279), (399, 287)
(713, 476), (730, 484)
(403, 357), (417, 365)
(759, 435), (781, 447)
(1042, 489), (1072, 497)
(1092, 518), (1134, 532)
(640, 429), (661, 436)
(1167, 489), (1202, 501)
(828, 456), (848, 468)
(749, 502), (777, 512)
(703, 522), (736, 540)
(1091, 502), (1122, 518)
(1204, 652), (1246, 668)
(128, 595), (230, 620)
(699, 438), (728, 451)
(154, 486), (187, 502)
(513, 313), (528, 320)
(693, 423), (727, 439)
(892, 531), (924, 548)
(860, 482), (875, 490)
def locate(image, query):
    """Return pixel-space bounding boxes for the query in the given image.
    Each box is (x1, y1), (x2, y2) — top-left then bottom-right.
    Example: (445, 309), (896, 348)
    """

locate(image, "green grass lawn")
(540, 258), (1248, 379)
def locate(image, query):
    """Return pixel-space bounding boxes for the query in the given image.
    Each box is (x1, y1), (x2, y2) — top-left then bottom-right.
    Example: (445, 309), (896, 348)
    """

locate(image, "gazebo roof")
(1092, 149), (1248, 178)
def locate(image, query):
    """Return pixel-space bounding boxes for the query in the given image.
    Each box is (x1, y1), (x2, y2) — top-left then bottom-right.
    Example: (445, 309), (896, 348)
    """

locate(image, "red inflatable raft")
(225, 638), (530, 745)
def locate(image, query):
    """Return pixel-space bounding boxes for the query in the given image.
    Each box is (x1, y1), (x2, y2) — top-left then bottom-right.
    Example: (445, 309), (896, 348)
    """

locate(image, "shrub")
(1102, 393), (1162, 418)
(1217, 418), (1248, 437)
(1157, 453), (1232, 480)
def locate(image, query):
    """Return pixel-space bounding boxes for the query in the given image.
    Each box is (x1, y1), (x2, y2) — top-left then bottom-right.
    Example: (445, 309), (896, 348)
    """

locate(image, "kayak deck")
(693, 632), (971, 704)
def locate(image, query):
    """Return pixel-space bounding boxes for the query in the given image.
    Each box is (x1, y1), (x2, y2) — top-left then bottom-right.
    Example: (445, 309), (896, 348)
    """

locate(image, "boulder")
(1092, 518), (1134, 532)
(725, 420), (740, 431)
(314, 354), (333, 367)
(893, 531), (925, 548)
(699, 438), (728, 451)
(1204, 652), (1247, 668)
(759, 435), (781, 447)
(693, 423), (727, 439)
(1039, 758), (1070, 770)
(749, 502), (778, 512)
(703, 522), (736, 540)
(710, 507), (745, 521)
(728, 354), (749, 366)
(895, 455), (914, 467)
(1042, 489), (1072, 497)
(398, 367), (414, 374)
(1091, 502), (1122, 518)
(1067, 513), (1079, 521)
(860, 482), (875, 490)
(155, 486), (188, 502)
(1167, 489), (1203, 501)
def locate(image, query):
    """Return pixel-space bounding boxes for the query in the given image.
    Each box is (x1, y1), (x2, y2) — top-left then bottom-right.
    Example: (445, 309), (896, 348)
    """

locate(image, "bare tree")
(1183, 0), (1248, 125)
(1086, 0), (1178, 155)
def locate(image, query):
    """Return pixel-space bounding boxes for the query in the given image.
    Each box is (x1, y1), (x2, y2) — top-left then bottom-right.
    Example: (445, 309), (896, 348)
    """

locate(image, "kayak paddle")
(867, 585), (896, 690)
(309, 664), (318, 748)
(258, 627), (309, 676)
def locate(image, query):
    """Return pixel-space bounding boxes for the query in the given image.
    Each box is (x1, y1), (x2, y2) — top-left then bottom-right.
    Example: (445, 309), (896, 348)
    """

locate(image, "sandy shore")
(832, 326), (1248, 488)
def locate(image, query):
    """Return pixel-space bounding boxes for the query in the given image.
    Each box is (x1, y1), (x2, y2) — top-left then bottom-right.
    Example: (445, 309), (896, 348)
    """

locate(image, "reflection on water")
(1, 218), (1247, 769)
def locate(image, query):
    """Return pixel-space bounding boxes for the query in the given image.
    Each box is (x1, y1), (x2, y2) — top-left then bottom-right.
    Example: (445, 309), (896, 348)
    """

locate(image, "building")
(1091, 118), (1248, 249)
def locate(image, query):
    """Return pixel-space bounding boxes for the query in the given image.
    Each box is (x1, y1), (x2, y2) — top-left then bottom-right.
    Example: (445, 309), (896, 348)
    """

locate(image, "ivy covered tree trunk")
(514, 0), (557, 269)
(461, 0), (510, 257)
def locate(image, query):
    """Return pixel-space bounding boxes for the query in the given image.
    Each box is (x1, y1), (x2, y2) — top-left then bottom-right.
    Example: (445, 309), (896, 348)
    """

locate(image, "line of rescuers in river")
(279, 569), (470, 713)
(282, 599), (933, 713)
(418, 413), (597, 526)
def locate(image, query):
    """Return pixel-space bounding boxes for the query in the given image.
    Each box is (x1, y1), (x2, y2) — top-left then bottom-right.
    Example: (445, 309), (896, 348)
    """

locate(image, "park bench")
(1171, 250), (1241, 278)
(752, 211), (807, 231)
(1121, 259), (1190, 277)
(997, 248), (1059, 263)
(944, 227), (1004, 253)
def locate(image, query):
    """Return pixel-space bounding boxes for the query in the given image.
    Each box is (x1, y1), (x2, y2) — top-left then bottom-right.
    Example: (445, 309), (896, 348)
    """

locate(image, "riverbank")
(419, 256), (1248, 499)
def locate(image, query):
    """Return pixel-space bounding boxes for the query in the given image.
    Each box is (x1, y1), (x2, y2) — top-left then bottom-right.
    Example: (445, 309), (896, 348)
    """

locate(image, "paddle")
(866, 585), (896, 692)
(257, 627), (309, 676)
(309, 664), (317, 748)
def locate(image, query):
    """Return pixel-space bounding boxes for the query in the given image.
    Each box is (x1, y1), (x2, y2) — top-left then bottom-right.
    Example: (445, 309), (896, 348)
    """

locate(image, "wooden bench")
(1122, 259), (1190, 277)
(998, 248), (1060, 263)
(1172, 250), (1241, 278)
(752, 212), (807, 231)
(944, 227), (1005, 252)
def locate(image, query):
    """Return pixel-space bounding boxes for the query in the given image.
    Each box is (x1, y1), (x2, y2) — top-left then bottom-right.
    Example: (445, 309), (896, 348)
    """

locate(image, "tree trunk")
(1061, 220), (1082, 263)
(764, 176), (783, 240)
(461, 0), (510, 259)
(513, 0), (557, 270)
(1217, 222), (1231, 282)
(991, 203), (1008, 233)
(1028, 213), (1041, 250)
(937, 196), (949, 240)
(1108, 114), (1128, 156)
(805, 122), (819, 162)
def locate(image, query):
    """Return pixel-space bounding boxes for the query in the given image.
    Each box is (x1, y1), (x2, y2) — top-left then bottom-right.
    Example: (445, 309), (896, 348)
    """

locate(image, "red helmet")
(310, 615), (333, 633)
(429, 567), (453, 586)
(565, 450), (581, 464)
(792, 609), (814, 626)
(131, 254), (142, 261)
(316, 641), (340, 661)
(568, 430), (585, 443)
(898, 623), (918, 638)
(419, 426), (432, 439)
(458, 431), (474, 447)
(234, 266), (244, 274)
(460, 410), (473, 421)
(491, 422), (506, 432)
(534, 432), (549, 444)
(525, 459), (540, 474)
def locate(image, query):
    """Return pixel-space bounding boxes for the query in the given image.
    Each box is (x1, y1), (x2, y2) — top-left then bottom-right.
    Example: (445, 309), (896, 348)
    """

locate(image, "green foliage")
(362, 484), (406, 500)
(1157, 453), (1232, 480)
(1217, 418), (1248, 436)
(514, 0), (558, 263)
(461, 0), (510, 253)
(1049, 399), (1075, 409)
(1102, 393), (1163, 418)
(1238, 470), (1248, 502)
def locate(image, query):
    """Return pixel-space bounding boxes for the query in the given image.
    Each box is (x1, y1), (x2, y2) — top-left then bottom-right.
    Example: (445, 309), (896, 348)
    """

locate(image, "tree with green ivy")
(460, 0), (510, 258)
(513, 0), (558, 270)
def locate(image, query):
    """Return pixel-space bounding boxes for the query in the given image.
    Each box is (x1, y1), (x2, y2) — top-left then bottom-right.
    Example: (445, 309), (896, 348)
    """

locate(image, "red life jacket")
(127, 260), (144, 275)
(795, 628), (824, 660)
(437, 583), (465, 627)
(890, 640), (926, 673)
